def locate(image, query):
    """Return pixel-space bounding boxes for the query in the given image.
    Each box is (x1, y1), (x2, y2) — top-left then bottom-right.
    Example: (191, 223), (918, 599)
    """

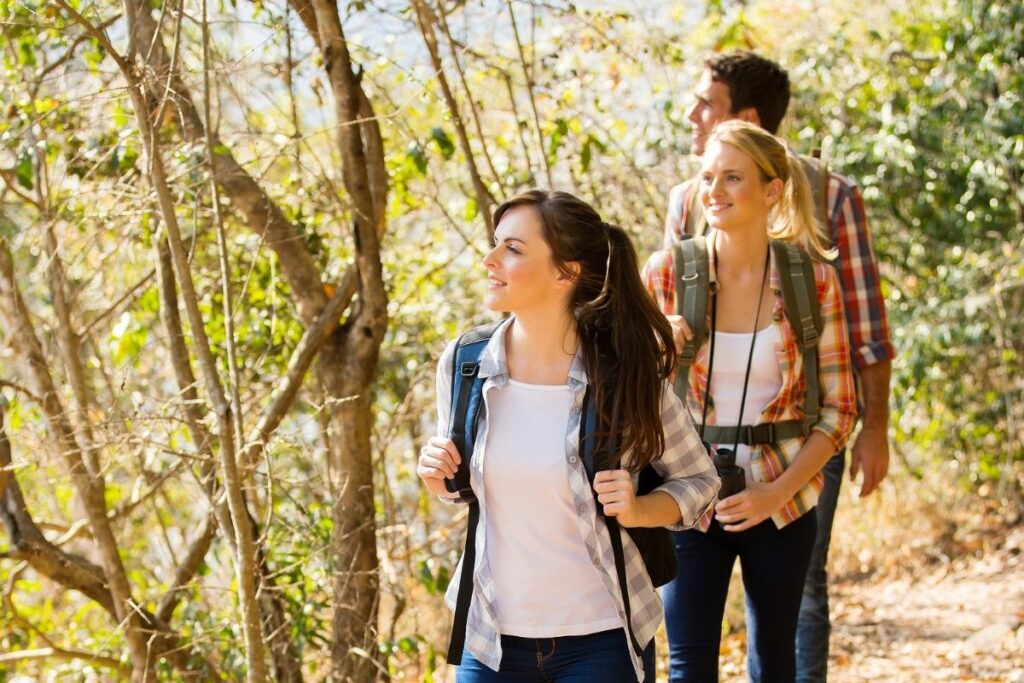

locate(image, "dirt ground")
(714, 510), (1024, 683)
(826, 528), (1024, 683)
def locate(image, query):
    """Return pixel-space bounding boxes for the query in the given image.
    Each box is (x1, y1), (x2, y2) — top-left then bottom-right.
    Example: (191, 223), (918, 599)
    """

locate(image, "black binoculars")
(714, 447), (746, 499)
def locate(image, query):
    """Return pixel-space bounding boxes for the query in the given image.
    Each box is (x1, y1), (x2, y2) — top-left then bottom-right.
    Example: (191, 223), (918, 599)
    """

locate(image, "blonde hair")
(707, 120), (836, 260)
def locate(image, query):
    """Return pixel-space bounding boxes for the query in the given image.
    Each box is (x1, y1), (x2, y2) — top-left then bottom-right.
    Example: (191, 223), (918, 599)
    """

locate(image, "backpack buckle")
(460, 361), (478, 377)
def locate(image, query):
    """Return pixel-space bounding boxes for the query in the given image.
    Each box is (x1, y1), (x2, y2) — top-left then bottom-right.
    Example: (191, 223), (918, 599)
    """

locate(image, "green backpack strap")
(671, 236), (710, 399)
(682, 180), (708, 238)
(771, 240), (824, 433)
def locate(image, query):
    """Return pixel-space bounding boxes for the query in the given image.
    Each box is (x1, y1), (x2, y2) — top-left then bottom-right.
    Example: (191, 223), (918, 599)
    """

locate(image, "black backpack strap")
(446, 501), (479, 665)
(445, 321), (502, 664)
(579, 388), (645, 659)
(771, 240), (823, 434)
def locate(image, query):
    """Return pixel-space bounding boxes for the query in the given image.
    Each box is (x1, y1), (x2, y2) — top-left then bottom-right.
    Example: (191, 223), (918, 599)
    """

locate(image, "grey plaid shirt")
(436, 318), (720, 682)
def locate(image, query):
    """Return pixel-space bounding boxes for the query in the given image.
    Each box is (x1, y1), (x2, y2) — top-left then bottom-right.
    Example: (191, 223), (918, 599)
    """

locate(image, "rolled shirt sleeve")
(649, 383), (720, 531)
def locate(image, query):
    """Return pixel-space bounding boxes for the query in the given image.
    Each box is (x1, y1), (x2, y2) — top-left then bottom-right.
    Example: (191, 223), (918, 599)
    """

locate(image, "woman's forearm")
(767, 431), (836, 504)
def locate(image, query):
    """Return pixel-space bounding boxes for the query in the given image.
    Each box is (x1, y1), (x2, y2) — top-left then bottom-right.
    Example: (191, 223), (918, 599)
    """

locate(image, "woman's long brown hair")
(492, 190), (676, 469)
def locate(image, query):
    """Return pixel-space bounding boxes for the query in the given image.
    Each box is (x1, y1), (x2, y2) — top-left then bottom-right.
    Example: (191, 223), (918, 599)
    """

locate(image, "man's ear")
(736, 106), (762, 128)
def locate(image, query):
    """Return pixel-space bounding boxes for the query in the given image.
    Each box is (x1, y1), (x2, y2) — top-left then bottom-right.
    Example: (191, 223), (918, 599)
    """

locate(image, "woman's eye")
(728, 175), (741, 182)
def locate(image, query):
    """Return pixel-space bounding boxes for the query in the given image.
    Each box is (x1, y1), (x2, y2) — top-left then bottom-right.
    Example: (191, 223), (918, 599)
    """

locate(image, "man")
(661, 51), (894, 682)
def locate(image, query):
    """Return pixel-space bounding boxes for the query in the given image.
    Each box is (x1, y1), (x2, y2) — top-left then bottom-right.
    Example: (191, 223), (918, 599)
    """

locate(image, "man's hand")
(849, 424), (889, 497)
(667, 314), (693, 355)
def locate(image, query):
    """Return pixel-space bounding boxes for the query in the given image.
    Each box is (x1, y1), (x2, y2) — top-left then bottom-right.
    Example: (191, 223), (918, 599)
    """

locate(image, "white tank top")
(482, 378), (621, 637)
(708, 326), (783, 476)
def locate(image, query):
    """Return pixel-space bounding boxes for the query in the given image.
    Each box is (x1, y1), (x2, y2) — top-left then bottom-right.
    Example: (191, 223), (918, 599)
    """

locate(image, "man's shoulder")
(669, 177), (699, 200)
(825, 168), (859, 192)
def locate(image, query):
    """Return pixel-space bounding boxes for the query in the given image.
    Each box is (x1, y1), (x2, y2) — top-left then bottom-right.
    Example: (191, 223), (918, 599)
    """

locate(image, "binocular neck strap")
(702, 245), (770, 455)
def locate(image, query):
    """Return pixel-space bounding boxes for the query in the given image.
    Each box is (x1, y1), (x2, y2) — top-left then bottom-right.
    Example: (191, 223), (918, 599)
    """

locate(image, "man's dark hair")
(706, 51), (791, 134)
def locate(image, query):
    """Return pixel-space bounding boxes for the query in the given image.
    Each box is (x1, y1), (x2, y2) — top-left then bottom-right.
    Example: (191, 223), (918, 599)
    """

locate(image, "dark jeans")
(747, 451), (844, 683)
(663, 512), (817, 683)
(456, 628), (655, 682)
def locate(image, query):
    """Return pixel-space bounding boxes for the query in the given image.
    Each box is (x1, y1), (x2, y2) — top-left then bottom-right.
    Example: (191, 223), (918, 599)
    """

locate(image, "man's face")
(685, 70), (735, 156)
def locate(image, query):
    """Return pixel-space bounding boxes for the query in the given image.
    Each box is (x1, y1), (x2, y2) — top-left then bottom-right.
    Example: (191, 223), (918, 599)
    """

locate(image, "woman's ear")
(557, 261), (581, 287)
(764, 178), (784, 206)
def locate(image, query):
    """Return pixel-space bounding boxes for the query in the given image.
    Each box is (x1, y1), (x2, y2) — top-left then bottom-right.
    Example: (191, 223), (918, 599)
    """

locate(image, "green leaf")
(430, 127), (455, 159)
(406, 144), (427, 175)
(15, 149), (33, 190)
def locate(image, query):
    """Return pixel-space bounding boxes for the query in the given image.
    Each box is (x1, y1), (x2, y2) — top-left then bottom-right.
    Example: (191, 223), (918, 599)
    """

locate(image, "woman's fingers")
(593, 470), (634, 517)
(417, 438), (462, 480)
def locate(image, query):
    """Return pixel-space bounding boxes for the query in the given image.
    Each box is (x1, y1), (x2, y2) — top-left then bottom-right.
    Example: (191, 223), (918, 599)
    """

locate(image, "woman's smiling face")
(481, 205), (571, 314)
(699, 139), (781, 233)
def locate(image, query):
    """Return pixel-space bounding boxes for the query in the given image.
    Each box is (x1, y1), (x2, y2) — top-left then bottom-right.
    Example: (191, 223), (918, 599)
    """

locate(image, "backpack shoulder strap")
(448, 320), (503, 478)
(771, 240), (824, 432)
(797, 154), (831, 236)
(682, 179), (708, 237)
(671, 235), (711, 399)
(445, 320), (501, 665)
(578, 387), (645, 658)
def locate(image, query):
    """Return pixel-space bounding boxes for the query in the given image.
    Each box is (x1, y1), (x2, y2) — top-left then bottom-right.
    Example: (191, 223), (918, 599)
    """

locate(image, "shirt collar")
(478, 316), (589, 387)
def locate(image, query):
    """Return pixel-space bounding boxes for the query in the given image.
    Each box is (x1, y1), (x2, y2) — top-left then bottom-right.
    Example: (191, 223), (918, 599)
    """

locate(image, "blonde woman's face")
(699, 140), (782, 233)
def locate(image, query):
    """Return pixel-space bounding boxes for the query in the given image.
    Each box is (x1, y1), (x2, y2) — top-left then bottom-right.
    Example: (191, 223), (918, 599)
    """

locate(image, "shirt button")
(578, 505), (587, 515)
(569, 455), (578, 463)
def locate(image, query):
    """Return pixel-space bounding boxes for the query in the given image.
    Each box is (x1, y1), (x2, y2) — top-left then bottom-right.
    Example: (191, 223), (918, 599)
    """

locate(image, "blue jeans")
(746, 451), (844, 683)
(456, 628), (655, 682)
(663, 513), (817, 682)
(797, 450), (844, 682)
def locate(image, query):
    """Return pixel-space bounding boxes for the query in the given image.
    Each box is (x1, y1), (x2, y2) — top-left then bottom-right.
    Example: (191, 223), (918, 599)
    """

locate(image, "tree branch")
(412, 0), (495, 237)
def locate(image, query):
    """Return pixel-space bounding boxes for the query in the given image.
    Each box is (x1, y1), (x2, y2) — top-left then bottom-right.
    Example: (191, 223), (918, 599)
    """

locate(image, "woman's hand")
(416, 436), (463, 499)
(714, 481), (786, 532)
(594, 469), (642, 527)
(667, 314), (693, 355)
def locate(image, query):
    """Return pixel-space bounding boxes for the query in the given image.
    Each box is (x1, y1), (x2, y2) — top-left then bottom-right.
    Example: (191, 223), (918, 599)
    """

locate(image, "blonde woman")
(643, 121), (857, 682)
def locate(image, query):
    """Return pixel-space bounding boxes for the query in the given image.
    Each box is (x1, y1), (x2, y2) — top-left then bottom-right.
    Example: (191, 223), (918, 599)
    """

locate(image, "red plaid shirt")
(663, 173), (895, 370)
(642, 241), (858, 528)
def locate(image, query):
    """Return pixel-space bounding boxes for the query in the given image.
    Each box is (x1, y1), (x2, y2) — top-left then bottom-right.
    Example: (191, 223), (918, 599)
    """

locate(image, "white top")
(709, 327), (784, 476)
(482, 378), (621, 637)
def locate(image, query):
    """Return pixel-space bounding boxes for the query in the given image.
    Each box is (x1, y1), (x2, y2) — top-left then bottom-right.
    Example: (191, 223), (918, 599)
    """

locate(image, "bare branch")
(505, 0), (553, 187)
(0, 213), (152, 678)
(412, 0), (495, 238)
(156, 513), (217, 622)
(0, 647), (130, 674)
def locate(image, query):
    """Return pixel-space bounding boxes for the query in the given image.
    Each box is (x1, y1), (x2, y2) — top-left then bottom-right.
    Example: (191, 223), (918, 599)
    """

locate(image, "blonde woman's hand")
(714, 481), (786, 531)
(667, 314), (693, 355)
(417, 436), (463, 499)
(593, 469), (642, 527)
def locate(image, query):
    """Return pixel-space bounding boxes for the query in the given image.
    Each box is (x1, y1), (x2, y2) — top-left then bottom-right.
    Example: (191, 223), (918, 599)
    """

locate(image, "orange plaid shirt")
(642, 241), (857, 529)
